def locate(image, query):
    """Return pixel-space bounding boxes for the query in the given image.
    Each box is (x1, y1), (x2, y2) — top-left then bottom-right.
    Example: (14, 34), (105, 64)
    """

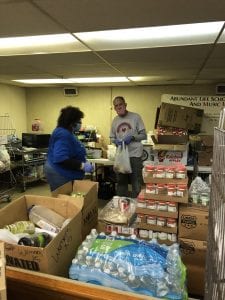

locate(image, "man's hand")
(123, 135), (134, 145)
(114, 139), (122, 146)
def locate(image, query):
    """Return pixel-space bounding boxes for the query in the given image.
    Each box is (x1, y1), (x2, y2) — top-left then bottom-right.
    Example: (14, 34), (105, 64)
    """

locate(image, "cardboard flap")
(25, 194), (81, 219)
(57, 194), (84, 210)
(0, 196), (28, 227)
(51, 181), (73, 197)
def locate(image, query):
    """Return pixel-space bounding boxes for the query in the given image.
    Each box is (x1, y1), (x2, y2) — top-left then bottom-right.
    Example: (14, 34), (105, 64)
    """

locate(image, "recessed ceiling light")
(76, 21), (224, 50)
(13, 77), (129, 84)
(0, 34), (88, 56)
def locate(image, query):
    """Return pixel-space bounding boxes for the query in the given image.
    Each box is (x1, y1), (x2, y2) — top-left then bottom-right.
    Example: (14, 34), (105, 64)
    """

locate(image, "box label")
(181, 215), (197, 229)
(6, 254), (40, 271)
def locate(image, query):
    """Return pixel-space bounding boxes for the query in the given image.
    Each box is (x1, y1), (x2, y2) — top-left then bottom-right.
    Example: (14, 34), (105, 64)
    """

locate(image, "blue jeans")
(116, 157), (143, 198)
(44, 161), (72, 192)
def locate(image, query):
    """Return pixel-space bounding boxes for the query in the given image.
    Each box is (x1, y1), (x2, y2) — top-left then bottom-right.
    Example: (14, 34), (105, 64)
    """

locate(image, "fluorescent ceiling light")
(13, 79), (72, 84)
(13, 77), (129, 84)
(1, 21), (224, 57)
(129, 76), (163, 81)
(217, 29), (225, 43)
(69, 77), (129, 83)
(76, 21), (224, 50)
(0, 34), (88, 56)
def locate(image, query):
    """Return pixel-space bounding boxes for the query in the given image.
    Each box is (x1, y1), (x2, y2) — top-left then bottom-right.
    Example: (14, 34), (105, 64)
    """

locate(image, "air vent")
(216, 84), (225, 95)
(63, 87), (79, 96)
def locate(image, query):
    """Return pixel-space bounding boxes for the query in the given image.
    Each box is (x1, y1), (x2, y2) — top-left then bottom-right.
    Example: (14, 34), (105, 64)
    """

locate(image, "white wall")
(0, 83), (218, 144)
(0, 83), (27, 138)
(26, 84), (217, 144)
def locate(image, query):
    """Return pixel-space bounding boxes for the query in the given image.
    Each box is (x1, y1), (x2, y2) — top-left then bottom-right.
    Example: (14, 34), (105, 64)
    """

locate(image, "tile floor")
(0, 179), (110, 209)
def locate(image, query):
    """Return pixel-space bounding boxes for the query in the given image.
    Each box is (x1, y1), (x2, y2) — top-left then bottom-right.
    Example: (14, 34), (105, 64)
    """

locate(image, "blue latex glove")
(114, 139), (122, 146)
(123, 135), (133, 145)
(83, 162), (94, 173)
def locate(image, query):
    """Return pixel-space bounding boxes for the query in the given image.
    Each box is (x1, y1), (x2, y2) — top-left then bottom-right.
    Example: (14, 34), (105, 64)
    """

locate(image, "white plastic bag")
(113, 142), (132, 174)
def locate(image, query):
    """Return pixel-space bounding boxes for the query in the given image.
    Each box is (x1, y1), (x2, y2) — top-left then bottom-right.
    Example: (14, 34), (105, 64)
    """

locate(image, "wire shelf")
(205, 127), (225, 299)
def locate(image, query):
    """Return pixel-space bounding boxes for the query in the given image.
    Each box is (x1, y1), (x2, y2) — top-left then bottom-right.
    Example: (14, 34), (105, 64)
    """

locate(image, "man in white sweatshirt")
(110, 96), (147, 198)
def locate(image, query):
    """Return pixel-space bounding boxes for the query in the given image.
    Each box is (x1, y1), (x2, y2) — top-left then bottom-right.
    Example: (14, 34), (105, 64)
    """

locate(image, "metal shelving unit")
(205, 113), (225, 299)
(0, 114), (16, 203)
(11, 148), (47, 192)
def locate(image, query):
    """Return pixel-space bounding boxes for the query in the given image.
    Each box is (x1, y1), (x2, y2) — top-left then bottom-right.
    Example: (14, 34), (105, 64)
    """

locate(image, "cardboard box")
(179, 238), (206, 296)
(0, 242), (7, 300)
(97, 221), (137, 236)
(179, 238), (207, 267)
(197, 147), (213, 166)
(186, 264), (205, 296)
(157, 102), (203, 132)
(0, 195), (82, 277)
(153, 144), (188, 165)
(189, 134), (214, 148)
(58, 180), (98, 239)
(178, 205), (208, 240)
(153, 127), (189, 145)
(153, 144), (187, 151)
(51, 181), (73, 197)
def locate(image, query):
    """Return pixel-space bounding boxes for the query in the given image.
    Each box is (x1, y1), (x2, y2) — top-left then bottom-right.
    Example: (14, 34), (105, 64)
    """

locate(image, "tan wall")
(0, 83), (27, 138)
(0, 83), (217, 144)
(26, 84), (216, 144)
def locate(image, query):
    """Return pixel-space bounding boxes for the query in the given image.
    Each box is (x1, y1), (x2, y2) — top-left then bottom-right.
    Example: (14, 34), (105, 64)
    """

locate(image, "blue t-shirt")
(47, 127), (86, 180)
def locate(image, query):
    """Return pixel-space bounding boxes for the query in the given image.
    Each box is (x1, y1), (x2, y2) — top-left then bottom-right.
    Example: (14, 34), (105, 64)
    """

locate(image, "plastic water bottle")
(28, 205), (66, 233)
(85, 234), (95, 248)
(166, 244), (183, 296)
(118, 266), (129, 282)
(85, 255), (95, 267)
(76, 249), (86, 265)
(18, 232), (52, 247)
(127, 274), (140, 289)
(103, 261), (118, 276)
(140, 263), (166, 295)
(4, 221), (35, 234)
(90, 228), (98, 237)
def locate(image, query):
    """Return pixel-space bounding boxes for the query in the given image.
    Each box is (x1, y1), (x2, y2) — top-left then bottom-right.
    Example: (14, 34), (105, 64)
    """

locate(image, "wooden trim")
(6, 267), (157, 300)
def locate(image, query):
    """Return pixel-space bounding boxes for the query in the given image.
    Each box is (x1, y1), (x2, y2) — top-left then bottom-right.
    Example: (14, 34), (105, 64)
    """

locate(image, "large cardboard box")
(58, 180), (98, 239)
(153, 127), (188, 145)
(186, 264), (205, 296)
(0, 242), (7, 300)
(197, 149), (213, 166)
(179, 238), (206, 296)
(178, 204), (208, 241)
(189, 134), (214, 166)
(0, 195), (82, 277)
(179, 238), (207, 267)
(153, 143), (188, 165)
(157, 102), (203, 132)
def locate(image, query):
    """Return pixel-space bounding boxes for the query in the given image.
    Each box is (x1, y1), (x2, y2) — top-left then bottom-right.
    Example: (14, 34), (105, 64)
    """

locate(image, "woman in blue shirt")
(44, 106), (93, 193)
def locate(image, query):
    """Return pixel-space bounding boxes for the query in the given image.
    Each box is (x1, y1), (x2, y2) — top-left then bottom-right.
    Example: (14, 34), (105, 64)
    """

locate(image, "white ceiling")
(0, 0), (225, 87)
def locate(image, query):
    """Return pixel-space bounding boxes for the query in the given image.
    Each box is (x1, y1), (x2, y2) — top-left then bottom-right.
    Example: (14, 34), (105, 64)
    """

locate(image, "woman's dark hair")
(57, 106), (84, 128)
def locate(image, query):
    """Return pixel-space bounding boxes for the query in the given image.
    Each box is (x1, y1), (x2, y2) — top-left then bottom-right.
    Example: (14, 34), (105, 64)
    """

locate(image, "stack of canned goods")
(145, 183), (187, 197)
(144, 164), (187, 179)
(137, 199), (177, 212)
(138, 229), (177, 242)
(112, 196), (133, 212)
(137, 214), (177, 228)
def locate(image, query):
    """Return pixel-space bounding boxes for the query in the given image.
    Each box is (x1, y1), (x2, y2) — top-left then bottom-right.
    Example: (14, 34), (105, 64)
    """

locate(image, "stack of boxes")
(178, 205), (208, 296)
(189, 134), (214, 166)
(136, 164), (188, 244)
(151, 102), (204, 166)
